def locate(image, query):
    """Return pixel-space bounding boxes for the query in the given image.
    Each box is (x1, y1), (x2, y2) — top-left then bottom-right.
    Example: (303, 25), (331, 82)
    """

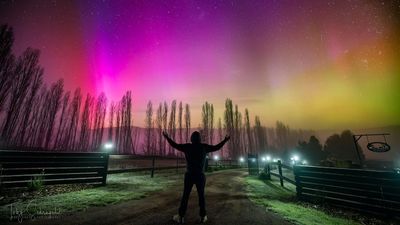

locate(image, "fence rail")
(108, 156), (239, 174)
(108, 154), (238, 171)
(108, 165), (187, 174)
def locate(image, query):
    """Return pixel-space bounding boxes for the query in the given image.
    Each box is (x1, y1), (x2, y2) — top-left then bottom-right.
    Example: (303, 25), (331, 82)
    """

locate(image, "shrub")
(258, 171), (269, 180)
(28, 171), (44, 191)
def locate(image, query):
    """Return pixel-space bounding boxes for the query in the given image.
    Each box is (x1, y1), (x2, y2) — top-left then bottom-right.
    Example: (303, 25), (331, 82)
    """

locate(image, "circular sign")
(367, 142), (391, 152)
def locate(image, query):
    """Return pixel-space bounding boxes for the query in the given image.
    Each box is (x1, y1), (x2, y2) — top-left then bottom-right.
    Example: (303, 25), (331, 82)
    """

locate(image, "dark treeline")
(295, 130), (366, 166)
(0, 24), (362, 164)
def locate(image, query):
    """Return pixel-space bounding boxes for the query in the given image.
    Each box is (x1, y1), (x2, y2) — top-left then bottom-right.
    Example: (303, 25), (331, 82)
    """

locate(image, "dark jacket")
(165, 138), (227, 174)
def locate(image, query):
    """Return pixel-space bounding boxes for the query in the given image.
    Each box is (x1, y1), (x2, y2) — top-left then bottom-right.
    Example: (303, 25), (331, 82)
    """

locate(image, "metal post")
(151, 155), (155, 178)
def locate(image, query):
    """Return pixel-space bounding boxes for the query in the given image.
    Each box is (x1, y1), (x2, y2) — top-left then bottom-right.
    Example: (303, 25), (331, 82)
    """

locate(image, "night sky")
(1, 0), (399, 129)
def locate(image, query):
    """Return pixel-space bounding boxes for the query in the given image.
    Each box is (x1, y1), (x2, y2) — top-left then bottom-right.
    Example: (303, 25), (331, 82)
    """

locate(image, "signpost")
(366, 141), (391, 152)
(353, 133), (391, 167)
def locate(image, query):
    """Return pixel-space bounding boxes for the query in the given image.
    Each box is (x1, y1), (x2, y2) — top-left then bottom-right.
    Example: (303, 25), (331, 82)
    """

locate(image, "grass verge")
(0, 170), (180, 221)
(245, 176), (361, 225)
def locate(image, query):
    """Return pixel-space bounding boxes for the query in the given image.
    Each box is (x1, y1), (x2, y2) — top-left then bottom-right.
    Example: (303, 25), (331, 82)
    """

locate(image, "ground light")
(290, 155), (299, 164)
(239, 157), (244, 162)
(213, 155), (219, 161)
(103, 142), (114, 152)
(302, 160), (307, 165)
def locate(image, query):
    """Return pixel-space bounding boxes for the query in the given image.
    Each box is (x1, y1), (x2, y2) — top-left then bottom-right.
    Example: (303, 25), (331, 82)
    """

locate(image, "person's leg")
(179, 173), (193, 217)
(195, 173), (206, 217)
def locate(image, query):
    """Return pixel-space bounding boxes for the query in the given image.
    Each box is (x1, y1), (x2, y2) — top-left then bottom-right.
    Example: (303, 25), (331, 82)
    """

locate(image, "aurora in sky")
(0, 0), (399, 129)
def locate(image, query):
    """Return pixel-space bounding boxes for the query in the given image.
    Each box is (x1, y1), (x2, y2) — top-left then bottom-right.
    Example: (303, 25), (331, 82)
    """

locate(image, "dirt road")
(21, 170), (292, 225)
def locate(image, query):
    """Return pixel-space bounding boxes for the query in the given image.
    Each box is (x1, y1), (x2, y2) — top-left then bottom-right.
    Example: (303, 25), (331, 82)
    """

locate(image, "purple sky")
(1, 0), (399, 129)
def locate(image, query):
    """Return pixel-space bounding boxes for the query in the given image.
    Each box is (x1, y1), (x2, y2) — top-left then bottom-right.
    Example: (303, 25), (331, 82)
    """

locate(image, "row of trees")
(144, 100), (192, 156)
(142, 98), (312, 159)
(0, 24), (136, 153)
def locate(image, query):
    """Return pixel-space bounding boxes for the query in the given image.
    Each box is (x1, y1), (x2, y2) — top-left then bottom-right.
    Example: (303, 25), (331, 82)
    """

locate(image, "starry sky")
(0, 0), (399, 129)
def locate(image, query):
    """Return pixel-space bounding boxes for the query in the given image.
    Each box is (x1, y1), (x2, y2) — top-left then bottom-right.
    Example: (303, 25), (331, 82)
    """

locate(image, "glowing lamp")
(103, 142), (114, 151)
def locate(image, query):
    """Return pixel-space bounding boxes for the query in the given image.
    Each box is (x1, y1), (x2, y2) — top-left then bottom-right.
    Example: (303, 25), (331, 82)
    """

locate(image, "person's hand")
(224, 135), (230, 142)
(162, 131), (169, 139)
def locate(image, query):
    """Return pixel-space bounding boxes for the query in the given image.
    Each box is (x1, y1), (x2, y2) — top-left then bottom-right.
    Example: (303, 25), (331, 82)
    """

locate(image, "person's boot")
(173, 214), (185, 224)
(200, 215), (208, 223)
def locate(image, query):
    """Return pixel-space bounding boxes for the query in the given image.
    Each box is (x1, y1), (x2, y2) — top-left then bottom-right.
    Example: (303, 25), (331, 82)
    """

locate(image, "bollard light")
(266, 156), (271, 161)
(239, 157), (244, 162)
(214, 155), (219, 161)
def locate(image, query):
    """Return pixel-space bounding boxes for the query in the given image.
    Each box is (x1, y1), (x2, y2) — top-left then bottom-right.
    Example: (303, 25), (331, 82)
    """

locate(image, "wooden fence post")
(102, 153), (110, 185)
(0, 164), (2, 190)
(176, 156), (179, 173)
(264, 162), (271, 180)
(278, 160), (284, 187)
(293, 165), (302, 199)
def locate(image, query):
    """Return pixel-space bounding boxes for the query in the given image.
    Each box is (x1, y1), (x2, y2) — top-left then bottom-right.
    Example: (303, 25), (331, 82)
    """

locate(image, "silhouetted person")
(163, 131), (230, 224)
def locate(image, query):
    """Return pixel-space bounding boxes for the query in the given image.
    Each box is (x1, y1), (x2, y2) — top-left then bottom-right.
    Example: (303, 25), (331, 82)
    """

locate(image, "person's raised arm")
(162, 131), (185, 152)
(206, 135), (230, 153)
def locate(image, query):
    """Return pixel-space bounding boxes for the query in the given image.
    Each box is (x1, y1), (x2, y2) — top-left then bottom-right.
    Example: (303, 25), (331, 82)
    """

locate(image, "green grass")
(245, 176), (361, 225)
(0, 170), (180, 221)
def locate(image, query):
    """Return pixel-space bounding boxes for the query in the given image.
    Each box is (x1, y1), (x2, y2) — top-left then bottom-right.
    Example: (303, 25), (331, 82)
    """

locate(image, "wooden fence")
(263, 162), (400, 216)
(108, 154), (239, 175)
(264, 160), (296, 187)
(293, 165), (400, 216)
(0, 150), (109, 188)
